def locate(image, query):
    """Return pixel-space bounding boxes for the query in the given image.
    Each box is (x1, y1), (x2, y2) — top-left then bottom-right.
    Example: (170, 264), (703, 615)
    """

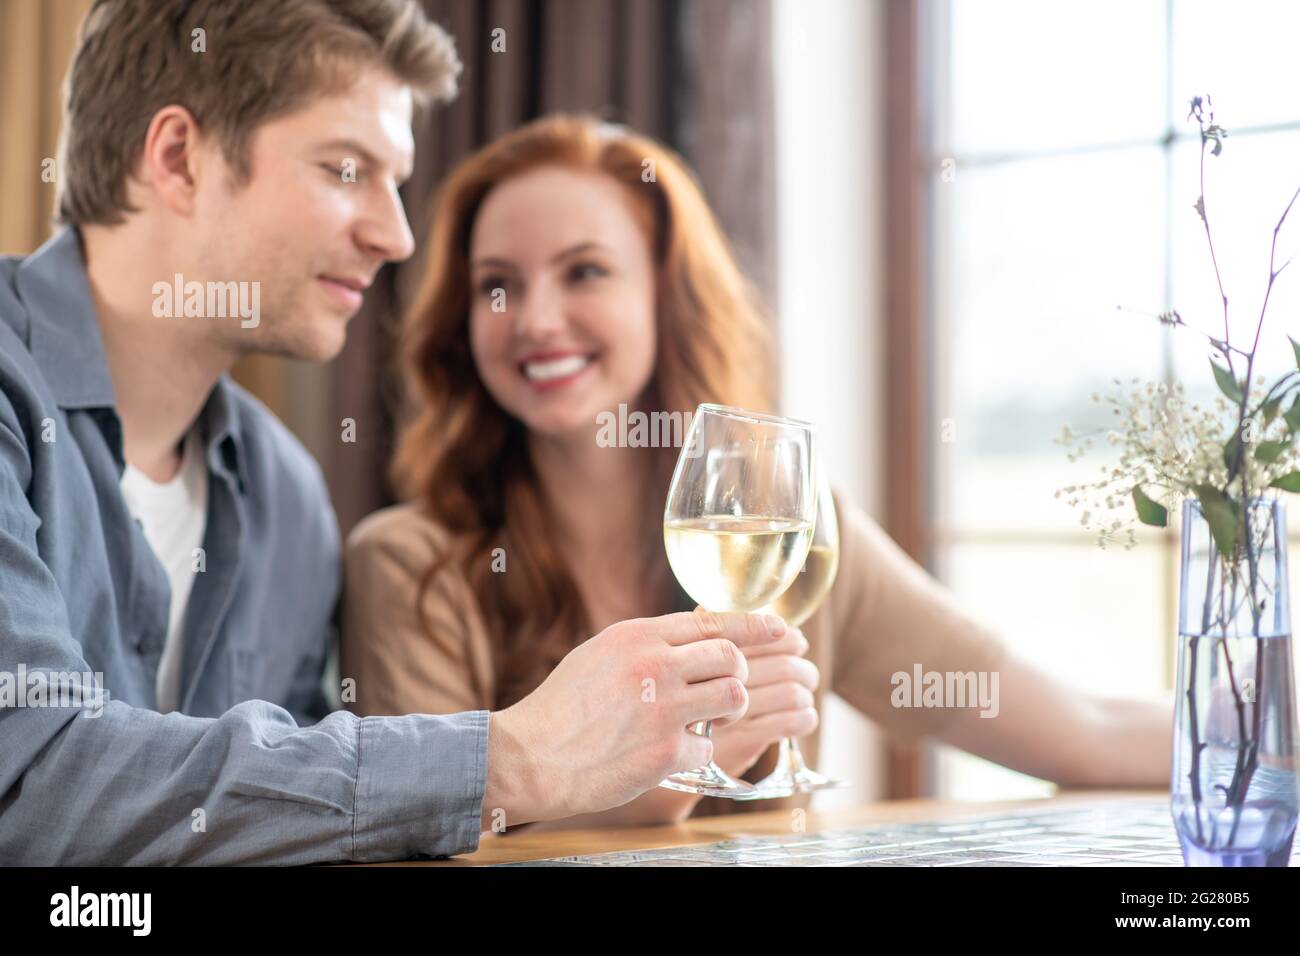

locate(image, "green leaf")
(1210, 359), (1243, 404)
(1131, 486), (1168, 527)
(1271, 472), (1300, 493)
(1193, 484), (1239, 560)
(1263, 394), (1284, 424)
(1286, 395), (1300, 433)
(1290, 335), (1300, 370)
(1256, 438), (1292, 464)
(1223, 430), (1242, 471)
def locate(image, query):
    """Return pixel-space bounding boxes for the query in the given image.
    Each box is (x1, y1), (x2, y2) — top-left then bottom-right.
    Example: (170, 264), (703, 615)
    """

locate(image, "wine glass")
(660, 403), (817, 798)
(754, 466), (847, 794)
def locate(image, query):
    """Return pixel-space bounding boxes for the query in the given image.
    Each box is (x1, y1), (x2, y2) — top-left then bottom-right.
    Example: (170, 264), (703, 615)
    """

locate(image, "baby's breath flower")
(1061, 371), (1298, 551)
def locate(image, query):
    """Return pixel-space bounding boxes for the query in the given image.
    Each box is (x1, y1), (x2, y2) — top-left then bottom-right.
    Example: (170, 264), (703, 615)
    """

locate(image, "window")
(925, 0), (1300, 798)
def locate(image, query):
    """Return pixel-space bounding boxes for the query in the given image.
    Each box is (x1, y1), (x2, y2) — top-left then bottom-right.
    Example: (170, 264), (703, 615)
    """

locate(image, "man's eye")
(320, 163), (354, 181)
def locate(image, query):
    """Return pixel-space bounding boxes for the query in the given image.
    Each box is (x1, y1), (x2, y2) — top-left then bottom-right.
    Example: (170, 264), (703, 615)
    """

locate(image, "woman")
(341, 115), (1170, 830)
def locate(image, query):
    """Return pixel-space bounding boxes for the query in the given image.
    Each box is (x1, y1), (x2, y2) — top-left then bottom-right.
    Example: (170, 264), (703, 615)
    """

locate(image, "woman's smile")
(519, 350), (598, 391)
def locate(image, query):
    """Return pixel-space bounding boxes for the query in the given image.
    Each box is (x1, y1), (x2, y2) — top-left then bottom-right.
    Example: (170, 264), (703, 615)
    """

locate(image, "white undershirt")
(120, 429), (209, 713)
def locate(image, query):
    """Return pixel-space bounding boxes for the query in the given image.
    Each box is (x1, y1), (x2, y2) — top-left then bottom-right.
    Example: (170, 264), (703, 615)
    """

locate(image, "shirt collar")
(199, 377), (250, 494)
(19, 228), (116, 410)
(17, 227), (249, 492)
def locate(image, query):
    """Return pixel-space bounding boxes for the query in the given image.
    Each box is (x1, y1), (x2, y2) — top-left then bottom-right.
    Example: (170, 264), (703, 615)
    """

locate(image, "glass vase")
(1171, 496), (1299, 866)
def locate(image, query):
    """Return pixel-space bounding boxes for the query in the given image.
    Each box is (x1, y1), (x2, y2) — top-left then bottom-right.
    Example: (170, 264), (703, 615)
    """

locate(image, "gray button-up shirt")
(0, 229), (488, 864)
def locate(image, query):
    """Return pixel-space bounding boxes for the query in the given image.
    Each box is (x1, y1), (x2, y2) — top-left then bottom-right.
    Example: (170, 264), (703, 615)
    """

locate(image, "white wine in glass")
(754, 468), (847, 794)
(768, 543), (838, 624)
(660, 403), (817, 798)
(663, 517), (813, 614)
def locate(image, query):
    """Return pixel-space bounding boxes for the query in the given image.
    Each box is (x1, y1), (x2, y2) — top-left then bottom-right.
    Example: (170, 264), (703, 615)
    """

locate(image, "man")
(0, 0), (787, 864)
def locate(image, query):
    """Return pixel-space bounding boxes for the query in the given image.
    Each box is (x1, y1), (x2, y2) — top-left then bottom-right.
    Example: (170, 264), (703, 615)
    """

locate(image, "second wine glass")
(754, 467), (846, 795)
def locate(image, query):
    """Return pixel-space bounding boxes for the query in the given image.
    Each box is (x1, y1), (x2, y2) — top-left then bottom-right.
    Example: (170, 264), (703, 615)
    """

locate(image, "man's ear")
(135, 105), (207, 217)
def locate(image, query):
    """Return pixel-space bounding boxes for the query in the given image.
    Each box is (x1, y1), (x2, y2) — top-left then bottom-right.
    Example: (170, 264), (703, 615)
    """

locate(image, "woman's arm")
(934, 652), (1173, 787)
(828, 492), (1172, 788)
(340, 507), (484, 718)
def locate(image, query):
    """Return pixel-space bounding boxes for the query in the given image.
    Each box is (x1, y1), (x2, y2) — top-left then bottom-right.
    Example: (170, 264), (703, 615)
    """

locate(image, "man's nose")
(357, 182), (416, 263)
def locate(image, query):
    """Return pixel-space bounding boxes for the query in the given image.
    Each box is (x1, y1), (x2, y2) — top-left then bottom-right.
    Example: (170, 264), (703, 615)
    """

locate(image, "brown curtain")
(0, 0), (93, 253)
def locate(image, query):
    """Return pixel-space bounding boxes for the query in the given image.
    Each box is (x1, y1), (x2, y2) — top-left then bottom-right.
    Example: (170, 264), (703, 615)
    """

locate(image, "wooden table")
(369, 789), (1167, 867)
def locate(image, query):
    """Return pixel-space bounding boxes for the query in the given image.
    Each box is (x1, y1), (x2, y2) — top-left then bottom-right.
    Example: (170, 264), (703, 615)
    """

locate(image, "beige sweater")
(340, 491), (1010, 817)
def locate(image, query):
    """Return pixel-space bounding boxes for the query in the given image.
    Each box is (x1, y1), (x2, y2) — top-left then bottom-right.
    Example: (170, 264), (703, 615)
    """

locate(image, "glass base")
(1174, 805), (1296, 867)
(752, 736), (848, 796)
(1179, 838), (1294, 867)
(754, 764), (847, 796)
(659, 760), (763, 799)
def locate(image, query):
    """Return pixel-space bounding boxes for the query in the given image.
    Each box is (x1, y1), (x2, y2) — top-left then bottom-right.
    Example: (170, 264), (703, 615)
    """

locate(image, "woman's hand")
(708, 625), (820, 780)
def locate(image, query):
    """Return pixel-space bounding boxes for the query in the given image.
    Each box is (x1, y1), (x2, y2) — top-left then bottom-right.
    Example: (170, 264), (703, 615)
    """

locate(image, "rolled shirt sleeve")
(353, 707), (489, 862)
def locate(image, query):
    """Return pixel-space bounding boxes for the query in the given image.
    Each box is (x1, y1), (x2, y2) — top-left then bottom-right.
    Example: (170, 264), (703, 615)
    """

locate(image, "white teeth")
(523, 355), (591, 382)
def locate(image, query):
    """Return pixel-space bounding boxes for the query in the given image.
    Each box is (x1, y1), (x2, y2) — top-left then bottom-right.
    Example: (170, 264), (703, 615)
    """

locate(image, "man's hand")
(480, 610), (787, 828)
(709, 626), (820, 781)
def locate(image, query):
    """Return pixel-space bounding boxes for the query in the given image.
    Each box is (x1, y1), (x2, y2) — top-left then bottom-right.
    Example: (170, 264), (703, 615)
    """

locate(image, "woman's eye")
(476, 276), (508, 297)
(569, 262), (608, 282)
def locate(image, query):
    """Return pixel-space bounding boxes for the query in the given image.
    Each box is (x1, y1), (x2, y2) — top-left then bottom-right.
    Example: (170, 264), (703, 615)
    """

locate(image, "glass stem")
(774, 736), (810, 775)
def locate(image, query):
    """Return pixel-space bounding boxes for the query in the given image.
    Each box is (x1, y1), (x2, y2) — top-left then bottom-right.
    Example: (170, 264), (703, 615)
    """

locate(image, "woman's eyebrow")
(472, 242), (611, 272)
(470, 256), (519, 272)
(473, 243), (608, 273)
(549, 241), (610, 264)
